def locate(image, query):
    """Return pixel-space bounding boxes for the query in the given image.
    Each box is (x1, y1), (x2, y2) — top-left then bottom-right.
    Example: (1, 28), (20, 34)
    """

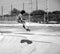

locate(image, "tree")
(48, 12), (54, 21)
(11, 8), (20, 16)
(52, 11), (60, 14)
(52, 11), (60, 23)
(31, 10), (46, 15)
(30, 10), (46, 23)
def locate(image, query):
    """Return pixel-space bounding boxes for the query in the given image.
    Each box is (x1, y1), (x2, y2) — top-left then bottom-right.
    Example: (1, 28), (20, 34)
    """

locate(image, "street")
(0, 24), (60, 54)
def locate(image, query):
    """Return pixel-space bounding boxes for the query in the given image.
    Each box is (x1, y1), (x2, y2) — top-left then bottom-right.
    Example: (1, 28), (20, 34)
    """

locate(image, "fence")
(0, 16), (17, 21)
(0, 16), (18, 24)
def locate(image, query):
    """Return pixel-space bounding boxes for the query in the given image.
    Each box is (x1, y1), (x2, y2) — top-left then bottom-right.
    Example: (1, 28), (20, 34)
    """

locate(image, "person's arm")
(17, 14), (22, 23)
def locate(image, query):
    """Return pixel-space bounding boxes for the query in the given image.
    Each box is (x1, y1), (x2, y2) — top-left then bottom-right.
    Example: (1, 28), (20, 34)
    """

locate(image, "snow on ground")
(0, 23), (60, 54)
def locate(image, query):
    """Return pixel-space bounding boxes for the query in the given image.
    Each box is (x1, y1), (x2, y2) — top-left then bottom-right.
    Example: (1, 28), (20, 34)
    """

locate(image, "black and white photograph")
(0, 0), (60, 54)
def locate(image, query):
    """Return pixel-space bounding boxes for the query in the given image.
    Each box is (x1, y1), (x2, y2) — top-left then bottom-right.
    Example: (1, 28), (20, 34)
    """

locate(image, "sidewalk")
(0, 21), (60, 26)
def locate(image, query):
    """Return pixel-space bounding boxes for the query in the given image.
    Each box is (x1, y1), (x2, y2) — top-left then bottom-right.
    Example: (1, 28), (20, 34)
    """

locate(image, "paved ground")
(0, 24), (60, 54)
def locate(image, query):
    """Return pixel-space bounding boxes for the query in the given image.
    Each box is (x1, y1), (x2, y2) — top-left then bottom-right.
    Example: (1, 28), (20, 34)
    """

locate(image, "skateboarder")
(17, 10), (30, 31)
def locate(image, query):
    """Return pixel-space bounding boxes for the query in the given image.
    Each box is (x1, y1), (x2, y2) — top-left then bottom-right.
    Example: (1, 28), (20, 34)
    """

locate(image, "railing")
(0, 16), (18, 24)
(0, 16), (17, 21)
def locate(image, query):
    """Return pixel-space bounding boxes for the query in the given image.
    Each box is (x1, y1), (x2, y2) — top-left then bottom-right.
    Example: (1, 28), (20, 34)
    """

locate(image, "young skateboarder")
(17, 10), (30, 32)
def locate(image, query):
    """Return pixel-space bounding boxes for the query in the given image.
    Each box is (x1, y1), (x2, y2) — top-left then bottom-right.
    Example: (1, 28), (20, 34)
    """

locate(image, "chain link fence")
(0, 16), (18, 24)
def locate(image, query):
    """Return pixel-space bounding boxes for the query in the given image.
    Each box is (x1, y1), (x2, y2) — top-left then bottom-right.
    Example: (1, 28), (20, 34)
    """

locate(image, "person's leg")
(26, 28), (30, 31)
(22, 21), (30, 31)
(23, 24), (26, 29)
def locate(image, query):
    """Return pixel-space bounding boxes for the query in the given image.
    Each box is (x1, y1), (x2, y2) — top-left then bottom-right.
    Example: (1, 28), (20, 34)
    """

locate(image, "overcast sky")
(0, 0), (60, 15)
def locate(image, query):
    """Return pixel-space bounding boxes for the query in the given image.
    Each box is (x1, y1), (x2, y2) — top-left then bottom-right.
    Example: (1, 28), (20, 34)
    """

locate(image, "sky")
(0, 0), (60, 15)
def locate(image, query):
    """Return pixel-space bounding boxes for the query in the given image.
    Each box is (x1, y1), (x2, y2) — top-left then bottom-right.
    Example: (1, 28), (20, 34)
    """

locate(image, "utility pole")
(1, 6), (3, 16)
(46, 0), (48, 13)
(44, 0), (48, 23)
(36, 0), (38, 10)
(1, 6), (4, 21)
(46, 0), (48, 23)
(29, 0), (32, 12)
(23, 2), (24, 10)
(11, 4), (13, 11)
(10, 4), (13, 16)
(27, 0), (32, 29)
